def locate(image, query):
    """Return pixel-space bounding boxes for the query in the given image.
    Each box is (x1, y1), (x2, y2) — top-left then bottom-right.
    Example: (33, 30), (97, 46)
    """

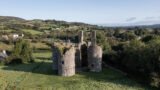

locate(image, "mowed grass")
(23, 29), (43, 35)
(0, 30), (13, 33)
(0, 51), (151, 90)
(30, 42), (51, 50)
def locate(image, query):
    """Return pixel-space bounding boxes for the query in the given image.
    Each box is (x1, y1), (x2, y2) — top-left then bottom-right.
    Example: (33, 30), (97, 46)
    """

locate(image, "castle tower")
(79, 31), (83, 43)
(91, 31), (96, 46)
(88, 31), (102, 72)
(58, 47), (76, 76)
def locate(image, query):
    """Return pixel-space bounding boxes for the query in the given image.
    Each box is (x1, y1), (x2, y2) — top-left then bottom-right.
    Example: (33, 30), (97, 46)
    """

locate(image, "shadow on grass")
(1, 62), (152, 89)
(36, 57), (52, 60)
(2, 62), (58, 76)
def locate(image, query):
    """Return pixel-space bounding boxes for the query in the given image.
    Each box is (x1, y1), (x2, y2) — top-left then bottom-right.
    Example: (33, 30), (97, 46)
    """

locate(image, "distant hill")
(1, 16), (160, 29)
(101, 24), (160, 28)
(136, 24), (160, 28)
(0, 16), (25, 22)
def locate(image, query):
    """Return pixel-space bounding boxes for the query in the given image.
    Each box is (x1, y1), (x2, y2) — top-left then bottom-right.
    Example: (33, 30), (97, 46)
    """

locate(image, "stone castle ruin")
(52, 31), (102, 76)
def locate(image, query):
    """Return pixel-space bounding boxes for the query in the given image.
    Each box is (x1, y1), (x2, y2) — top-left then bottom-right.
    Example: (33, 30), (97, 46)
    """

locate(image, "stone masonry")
(52, 31), (103, 76)
(88, 31), (102, 72)
(58, 47), (75, 76)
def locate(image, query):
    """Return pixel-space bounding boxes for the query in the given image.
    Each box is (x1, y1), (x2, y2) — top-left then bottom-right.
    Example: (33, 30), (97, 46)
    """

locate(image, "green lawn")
(0, 51), (151, 90)
(23, 29), (43, 35)
(30, 42), (51, 50)
(0, 30), (13, 32)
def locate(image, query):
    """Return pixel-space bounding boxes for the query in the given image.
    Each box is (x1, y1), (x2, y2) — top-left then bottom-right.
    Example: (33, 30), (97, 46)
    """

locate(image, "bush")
(6, 56), (23, 64)
(96, 32), (111, 51)
(6, 39), (34, 64)
(141, 34), (160, 42)
(0, 59), (5, 65)
(103, 39), (160, 88)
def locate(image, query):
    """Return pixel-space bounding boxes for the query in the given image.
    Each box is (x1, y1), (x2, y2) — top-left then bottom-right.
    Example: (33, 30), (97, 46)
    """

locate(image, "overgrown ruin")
(52, 31), (102, 76)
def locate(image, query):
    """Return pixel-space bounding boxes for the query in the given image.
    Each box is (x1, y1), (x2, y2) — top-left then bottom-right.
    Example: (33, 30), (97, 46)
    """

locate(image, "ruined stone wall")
(88, 45), (102, 72)
(88, 31), (102, 72)
(75, 43), (81, 68)
(58, 47), (75, 76)
(91, 31), (96, 46)
(52, 46), (60, 70)
(79, 31), (83, 43)
(52, 30), (103, 76)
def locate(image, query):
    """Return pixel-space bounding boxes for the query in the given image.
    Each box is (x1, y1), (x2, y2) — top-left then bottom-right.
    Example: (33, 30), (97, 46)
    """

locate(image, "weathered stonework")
(88, 31), (102, 72)
(79, 31), (84, 44)
(88, 45), (102, 72)
(91, 31), (96, 46)
(58, 47), (75, 76)
(52, 30), (102, 76)
(52, 46), (60, 70)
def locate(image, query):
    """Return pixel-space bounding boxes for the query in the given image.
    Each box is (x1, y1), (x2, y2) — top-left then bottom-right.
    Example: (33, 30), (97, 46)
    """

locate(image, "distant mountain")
(100, 23), (160, 28)
(136, 24), (160, 28)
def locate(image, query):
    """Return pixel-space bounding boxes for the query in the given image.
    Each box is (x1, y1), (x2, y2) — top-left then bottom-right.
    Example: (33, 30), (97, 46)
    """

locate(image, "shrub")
(96, 32), (111, 51)
(104, 39), (160, 88)
(141, 34), (160, 42)
(6, 39), (34, 64)
(0, 59), (5, 65)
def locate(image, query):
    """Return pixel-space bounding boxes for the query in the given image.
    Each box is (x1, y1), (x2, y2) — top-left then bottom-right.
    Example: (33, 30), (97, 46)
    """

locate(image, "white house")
(12, 34), (24, 39)
(12, 34), (19, 39)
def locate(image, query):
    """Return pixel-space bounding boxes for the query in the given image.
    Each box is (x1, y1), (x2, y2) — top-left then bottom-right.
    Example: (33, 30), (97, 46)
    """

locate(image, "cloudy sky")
(0, 0), (160, 26)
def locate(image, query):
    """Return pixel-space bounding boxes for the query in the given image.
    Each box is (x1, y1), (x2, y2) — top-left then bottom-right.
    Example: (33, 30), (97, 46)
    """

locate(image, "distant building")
(12, 34), (19, 39)
(19, 34), (24, 38)
(0, 50), (7, 62)
(12, 33), (24, 39)
(1, 35), (8, 39)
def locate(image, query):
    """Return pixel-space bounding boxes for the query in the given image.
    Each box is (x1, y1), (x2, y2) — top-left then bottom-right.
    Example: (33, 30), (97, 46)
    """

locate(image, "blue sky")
(0, 0), (160, 26)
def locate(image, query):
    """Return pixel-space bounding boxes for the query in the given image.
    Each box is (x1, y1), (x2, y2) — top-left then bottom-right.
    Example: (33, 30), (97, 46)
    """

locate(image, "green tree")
(7, 39), (34, 64)
(96, 32), (111, 52)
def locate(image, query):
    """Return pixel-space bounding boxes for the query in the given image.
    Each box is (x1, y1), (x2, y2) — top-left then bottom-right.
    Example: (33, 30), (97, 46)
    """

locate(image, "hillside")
(0, 16), (25, 22)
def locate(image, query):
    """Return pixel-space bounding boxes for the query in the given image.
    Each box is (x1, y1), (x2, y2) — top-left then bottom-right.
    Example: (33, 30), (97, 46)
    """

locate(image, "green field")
(0, 30), (13, 33)
(0, 51), (151, 90)
(23, 29), (43, 35)
(0, 42), (13, 51)
(30, 42), (51, 50)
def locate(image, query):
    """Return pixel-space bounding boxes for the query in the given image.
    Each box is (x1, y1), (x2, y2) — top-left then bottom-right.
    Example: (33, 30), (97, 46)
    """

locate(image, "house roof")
(2, 35), (8, 36)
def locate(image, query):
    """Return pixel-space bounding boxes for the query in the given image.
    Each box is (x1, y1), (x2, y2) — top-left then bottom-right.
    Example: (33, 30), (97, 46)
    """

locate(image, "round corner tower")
(88, 31), (102, 72)
(58, 47), (76, 76)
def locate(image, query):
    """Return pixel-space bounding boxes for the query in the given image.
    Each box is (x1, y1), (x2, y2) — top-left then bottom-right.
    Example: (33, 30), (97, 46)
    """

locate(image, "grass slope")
(23, 29), (43, 35)
(0, 51), (151, 90)
(0, 42), (13, 51)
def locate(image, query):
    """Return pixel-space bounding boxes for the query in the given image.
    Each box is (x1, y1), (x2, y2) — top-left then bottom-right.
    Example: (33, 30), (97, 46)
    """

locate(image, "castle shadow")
(36, 57), (52, 60)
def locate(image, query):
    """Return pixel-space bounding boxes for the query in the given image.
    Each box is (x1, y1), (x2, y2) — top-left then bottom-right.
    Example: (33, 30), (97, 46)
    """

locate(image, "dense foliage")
(6, 39), (34, 64)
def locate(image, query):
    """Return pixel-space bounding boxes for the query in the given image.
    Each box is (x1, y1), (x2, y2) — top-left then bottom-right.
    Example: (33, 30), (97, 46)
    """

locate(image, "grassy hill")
(0, 16), (25, 23)
(0, 51), (151, 90)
